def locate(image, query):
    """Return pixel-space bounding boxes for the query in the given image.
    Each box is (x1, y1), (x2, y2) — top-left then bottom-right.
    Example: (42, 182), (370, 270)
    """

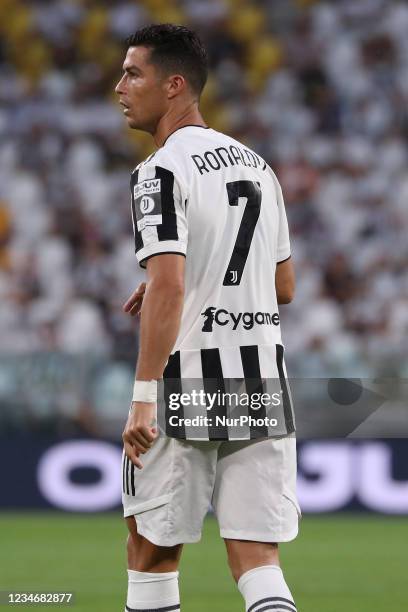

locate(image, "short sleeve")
(130, 164), (188, 269)
(276, 180), (291, 263)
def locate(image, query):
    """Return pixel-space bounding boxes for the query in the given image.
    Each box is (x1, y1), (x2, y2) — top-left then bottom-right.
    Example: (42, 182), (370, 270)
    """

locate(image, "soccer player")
(115, 24), (299, 612)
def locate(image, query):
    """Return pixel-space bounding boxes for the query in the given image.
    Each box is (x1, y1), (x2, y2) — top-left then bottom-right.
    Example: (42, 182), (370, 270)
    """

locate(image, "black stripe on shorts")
(129, 458), (135, 496)
(124, 456), (130, 495)
(122, 453), (126, 494)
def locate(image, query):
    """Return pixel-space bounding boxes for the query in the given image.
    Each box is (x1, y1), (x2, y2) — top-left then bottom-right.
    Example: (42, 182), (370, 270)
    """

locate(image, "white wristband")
(132, 379), (157, 403)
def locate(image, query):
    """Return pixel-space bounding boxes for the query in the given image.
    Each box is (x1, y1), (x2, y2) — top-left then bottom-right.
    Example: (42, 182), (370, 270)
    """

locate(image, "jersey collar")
(162, 124), (210, 147)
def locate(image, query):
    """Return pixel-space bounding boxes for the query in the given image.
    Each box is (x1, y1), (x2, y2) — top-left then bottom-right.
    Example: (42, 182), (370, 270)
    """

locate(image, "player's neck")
(153, 103), (207, 148)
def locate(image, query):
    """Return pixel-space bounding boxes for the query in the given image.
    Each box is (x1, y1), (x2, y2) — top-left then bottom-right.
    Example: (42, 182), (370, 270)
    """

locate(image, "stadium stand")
(0, 0), (407, 430)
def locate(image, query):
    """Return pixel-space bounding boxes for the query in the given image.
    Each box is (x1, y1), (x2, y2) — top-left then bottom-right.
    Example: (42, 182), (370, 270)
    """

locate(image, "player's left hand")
(123, 282), (146, 317)
(122, 401), (158, 469)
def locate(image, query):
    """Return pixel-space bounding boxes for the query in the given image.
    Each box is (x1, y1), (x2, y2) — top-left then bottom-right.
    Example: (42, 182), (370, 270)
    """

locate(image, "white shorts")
(122, 434), (301, 547)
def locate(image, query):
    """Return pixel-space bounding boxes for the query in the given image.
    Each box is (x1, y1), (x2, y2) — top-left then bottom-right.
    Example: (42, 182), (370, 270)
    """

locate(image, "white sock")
(125, 569), (180, 612)
(238, 565), (296, 612)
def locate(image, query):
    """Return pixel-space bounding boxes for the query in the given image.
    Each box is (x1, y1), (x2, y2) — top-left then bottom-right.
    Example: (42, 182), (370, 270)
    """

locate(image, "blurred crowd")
(1, 0), (408, 422)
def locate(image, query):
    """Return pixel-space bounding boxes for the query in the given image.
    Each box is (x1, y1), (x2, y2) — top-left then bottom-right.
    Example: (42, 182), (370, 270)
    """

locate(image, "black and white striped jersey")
(130, 125), (294, 440)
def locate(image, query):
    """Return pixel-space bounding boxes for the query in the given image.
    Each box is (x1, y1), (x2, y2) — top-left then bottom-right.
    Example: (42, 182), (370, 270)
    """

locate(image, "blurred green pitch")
(0, 513), (407, 611)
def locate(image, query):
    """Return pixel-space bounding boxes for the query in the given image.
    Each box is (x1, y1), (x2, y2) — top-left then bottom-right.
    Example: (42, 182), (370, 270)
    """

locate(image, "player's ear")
(166, 74), (186, 99)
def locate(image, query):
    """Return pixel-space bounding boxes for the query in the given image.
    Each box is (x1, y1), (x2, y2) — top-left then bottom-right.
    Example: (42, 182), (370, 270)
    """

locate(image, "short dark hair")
(126, 24), (208, 97)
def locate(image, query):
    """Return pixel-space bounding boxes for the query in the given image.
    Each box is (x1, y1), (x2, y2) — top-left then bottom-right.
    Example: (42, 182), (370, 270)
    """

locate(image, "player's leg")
(223, 539), (279, 581)
(213, 436), (300, 612)
(224, 539), (296, 612)
(125, 515), (182, 612)
(126, 516), (183, 572)
(122, 435), (218, 611)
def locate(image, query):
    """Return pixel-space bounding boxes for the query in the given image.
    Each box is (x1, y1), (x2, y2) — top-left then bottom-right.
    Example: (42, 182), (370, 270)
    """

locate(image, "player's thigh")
(213, 436), (300, 543)
(122, 434), (219, 546)
(126, 515), (183, 572)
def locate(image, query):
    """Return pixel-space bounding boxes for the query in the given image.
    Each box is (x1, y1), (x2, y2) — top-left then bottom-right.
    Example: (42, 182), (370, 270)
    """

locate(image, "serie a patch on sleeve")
(133, 178), (163, 231)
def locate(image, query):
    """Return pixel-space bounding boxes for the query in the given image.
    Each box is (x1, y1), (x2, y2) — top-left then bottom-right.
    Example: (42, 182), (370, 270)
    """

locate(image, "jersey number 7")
(223, 180), (262, 286)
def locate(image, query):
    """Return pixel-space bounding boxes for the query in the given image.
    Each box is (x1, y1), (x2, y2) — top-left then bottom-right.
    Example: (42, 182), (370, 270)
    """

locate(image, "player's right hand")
(122, 400), (158, 469)
(123, 282), (146, 317)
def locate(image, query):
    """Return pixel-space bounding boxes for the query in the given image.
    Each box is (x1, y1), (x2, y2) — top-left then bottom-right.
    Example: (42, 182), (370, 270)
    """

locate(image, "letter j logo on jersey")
(140, 196), (155, 214)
